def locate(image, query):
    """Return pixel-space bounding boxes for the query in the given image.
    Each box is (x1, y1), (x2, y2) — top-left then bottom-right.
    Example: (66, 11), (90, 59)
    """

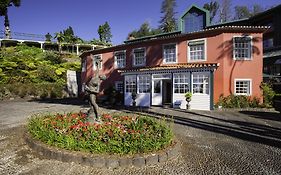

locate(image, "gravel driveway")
(0, 99), (281, 175)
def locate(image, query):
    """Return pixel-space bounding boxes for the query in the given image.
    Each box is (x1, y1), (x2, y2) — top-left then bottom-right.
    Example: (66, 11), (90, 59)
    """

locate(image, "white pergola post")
(76, 44), (80, 55)
(92, 45), (95, 50)
(40, 42), (44, 50)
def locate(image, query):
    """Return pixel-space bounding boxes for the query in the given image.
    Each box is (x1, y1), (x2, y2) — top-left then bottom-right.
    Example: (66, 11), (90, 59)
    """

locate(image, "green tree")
(0, 0), (21, 38)
(234, 4), (265, 19)
(127, 22), (162, 39)
(203, 1), (219, 24)
(45, 32), (52, 42)
(234, 6), (251, 19)
(219, 0), (232, 23)
(98, 21), (112, 43)
(159, 0), (177, 32)
(54, 32), (65, 53)
(252, 4), (264, 16)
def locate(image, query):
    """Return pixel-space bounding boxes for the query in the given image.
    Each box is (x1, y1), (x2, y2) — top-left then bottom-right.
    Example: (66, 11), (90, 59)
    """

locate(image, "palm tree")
(54, 32), (65, 53)
(0, 0), (21, 39)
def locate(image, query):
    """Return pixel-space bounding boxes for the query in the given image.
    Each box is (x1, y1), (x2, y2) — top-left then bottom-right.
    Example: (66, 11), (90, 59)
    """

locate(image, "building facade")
(80, 5), (267, 110)
(209, 4), (281, 81)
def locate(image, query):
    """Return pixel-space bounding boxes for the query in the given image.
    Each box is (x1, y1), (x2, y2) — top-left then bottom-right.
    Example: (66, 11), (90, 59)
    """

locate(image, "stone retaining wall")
(25, 133), (181, 168)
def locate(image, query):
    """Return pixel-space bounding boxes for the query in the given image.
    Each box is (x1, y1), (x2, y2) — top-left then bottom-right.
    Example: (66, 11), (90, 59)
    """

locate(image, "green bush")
(28, 112), (174, 155)
(0, 44), (80, 84)
(0, 83), (65, 100)
(260, 82), (275, 108)
(216, 94), (261, 108)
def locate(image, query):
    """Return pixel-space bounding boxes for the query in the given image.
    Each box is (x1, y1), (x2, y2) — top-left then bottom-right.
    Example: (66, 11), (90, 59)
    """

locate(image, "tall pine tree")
(159, 0), (177, 33)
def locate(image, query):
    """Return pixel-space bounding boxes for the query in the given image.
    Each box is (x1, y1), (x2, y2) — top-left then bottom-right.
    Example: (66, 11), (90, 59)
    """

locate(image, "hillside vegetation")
(0, 44), (81, 99)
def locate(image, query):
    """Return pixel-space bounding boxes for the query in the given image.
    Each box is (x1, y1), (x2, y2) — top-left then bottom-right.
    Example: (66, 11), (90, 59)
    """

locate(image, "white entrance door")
(152, 79), (162, 105)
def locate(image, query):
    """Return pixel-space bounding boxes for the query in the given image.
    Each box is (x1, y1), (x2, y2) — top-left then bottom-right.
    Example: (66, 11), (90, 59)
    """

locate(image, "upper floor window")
(184, 11), (204, 33)
(92, 54), (102, 70)
(188, 39), (206, 62)
(233, 36), (252, 60)
(163, 43), (177, 63)
(234, 79), (251, 96)
(114, 50), (126, 68)
(133, 48), (146, 66)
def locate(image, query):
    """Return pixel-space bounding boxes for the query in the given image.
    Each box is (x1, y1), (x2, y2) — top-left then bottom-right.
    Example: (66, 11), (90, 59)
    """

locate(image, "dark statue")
(85, 60), (106, 122)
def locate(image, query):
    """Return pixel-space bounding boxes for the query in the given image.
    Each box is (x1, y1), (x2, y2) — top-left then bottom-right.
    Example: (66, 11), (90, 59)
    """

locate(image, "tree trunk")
(4, 10), (11, 39)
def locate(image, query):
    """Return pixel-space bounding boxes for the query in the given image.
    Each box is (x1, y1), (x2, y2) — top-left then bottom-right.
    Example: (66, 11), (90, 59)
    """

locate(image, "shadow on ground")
(122, 107), (281, 149)
(28, 98), (88, 107)
(239, 111), (281, 122)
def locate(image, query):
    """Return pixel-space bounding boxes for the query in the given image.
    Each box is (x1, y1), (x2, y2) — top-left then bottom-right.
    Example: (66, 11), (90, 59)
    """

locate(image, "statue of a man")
(84, 61), (105, 122)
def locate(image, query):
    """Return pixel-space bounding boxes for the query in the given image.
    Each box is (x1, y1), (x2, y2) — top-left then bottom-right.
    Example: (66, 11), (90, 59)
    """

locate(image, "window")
(115, 81), (123, 93)
(154, 80), (161, 93)
(192, 73), (209, 94)
(184, 11), (204, 33)
(263, 38), (274, 49)
(233, 36), (252, 60)
(114, 51), (126, 68)
(138, 75), (150, 93)
(133, 48), (146, 66)
(174, 73), (190, 93)
(235, 79), (251, 95)
(163, 44), (177, 63)
(125, 76), (136, 93)
(188, 40), (206, 62)
(92, 54), (102, 70)
(82, 59), (87, 72)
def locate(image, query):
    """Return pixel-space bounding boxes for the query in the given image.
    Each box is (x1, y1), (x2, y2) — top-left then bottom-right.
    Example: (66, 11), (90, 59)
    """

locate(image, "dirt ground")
(0, 99), (281, 175)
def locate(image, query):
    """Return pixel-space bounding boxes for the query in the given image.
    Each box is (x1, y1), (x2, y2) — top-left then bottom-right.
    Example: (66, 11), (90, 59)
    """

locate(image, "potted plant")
(132, 90), (137, 107)
(185, 92), (192, 110)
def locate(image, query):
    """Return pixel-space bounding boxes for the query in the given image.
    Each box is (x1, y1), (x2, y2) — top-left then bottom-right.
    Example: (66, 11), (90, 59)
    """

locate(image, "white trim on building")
(162, 43), (178, 64)
(187, 38), (207, 62)
(234, 78), (252, 96)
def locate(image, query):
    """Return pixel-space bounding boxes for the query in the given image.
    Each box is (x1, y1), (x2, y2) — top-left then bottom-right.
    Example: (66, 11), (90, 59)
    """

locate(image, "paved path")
(0, 99), (281, 175)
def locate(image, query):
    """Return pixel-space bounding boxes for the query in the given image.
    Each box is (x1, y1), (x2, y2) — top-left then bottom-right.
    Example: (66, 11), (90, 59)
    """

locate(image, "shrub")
(260, 82), (275, 108)
(28, 112), (174, 155)
(216, 94), (261, 108)
(0, 83), (65, 100)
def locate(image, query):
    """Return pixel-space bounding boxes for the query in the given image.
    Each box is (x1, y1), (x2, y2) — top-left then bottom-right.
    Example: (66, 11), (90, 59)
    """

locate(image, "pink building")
(80, 5), (268, 110)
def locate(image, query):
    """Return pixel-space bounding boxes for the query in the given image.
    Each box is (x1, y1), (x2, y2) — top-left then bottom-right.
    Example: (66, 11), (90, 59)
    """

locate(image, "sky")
(1, 0), (280, 45)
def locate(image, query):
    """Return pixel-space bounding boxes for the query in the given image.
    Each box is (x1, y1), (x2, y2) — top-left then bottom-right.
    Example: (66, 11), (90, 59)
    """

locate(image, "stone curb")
(24, 132), (181, 169)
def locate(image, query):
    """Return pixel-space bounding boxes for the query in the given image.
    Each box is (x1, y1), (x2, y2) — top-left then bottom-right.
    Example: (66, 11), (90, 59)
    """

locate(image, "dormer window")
(184, 11), (204, 33)
(179, 5), (209, 33)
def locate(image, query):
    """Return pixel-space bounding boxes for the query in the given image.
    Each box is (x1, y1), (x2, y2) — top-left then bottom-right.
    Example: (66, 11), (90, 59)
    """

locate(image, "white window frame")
(115, 81), (124, 93)
(163, 43), (177, 64)
(125, 75), (136, 93)
(173, 73), (190, 94)
(191, 72), (210, 95)
(233, 36), (252, 60)
(137, 74), (150, 94)
(187, 38), (207, 62)
(133, 47), (146, 67)
(92, 54), (102, 70)
(234, 79), (252, 96)
(114, 50), (126, 69)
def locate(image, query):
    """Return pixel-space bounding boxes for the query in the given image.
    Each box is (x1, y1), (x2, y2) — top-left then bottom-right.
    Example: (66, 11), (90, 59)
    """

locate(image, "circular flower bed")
(27, 112), (174, 155)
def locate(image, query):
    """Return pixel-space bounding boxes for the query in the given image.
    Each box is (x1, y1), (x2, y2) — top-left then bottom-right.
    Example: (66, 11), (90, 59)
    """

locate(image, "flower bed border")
(24, 132), (181, 168)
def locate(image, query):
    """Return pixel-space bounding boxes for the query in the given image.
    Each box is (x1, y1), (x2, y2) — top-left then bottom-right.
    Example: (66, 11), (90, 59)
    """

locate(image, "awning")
(119, 63), (220, 75)
(274, 59), (281, 64)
